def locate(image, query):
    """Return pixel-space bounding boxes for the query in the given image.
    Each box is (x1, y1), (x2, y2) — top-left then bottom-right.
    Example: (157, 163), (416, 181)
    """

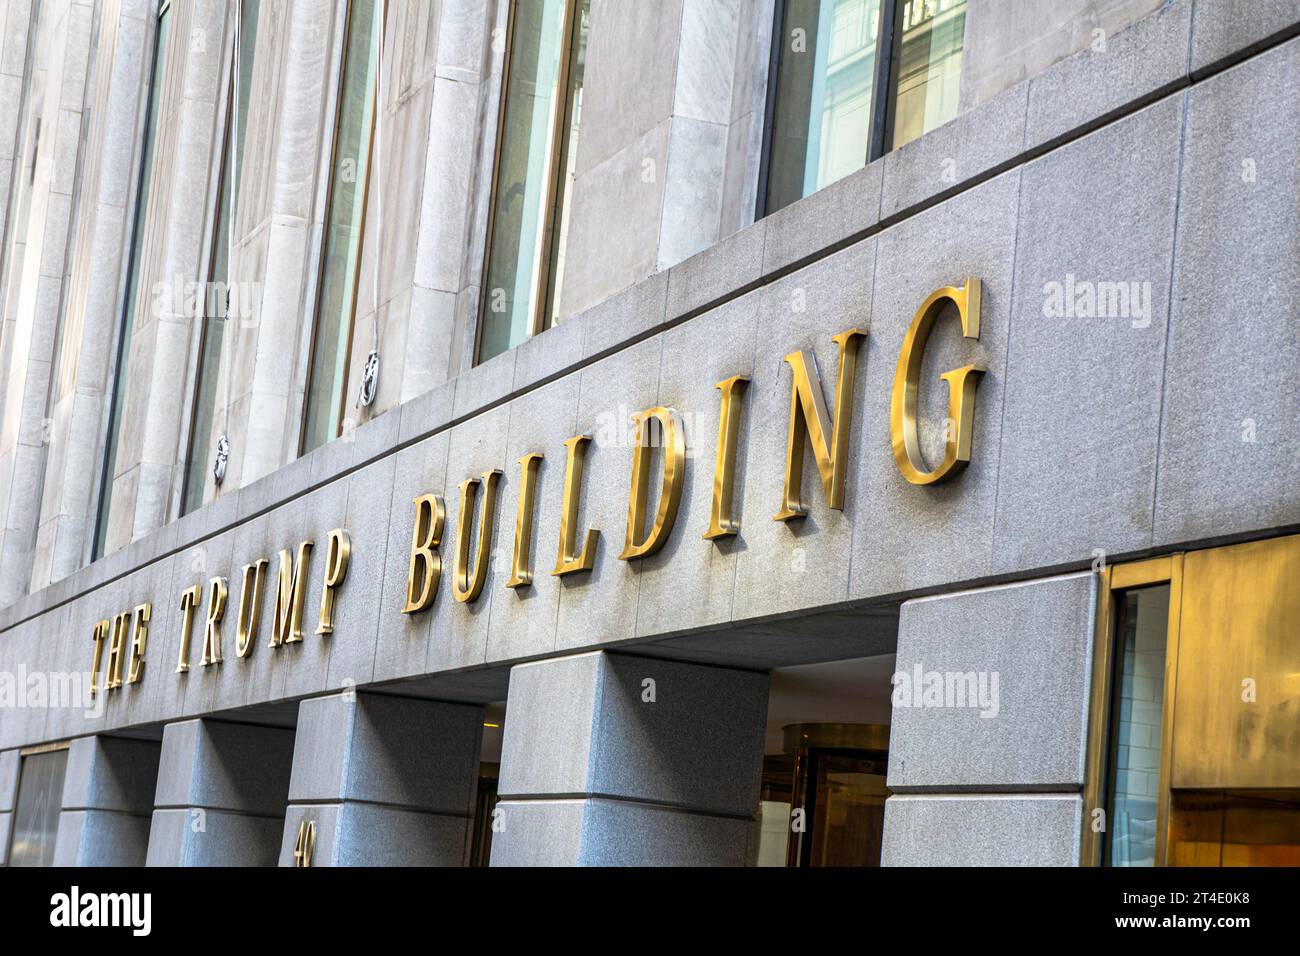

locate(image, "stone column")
(557, 0), (772, 321)
(146, 718), (294, 866)
(277, 692), (483, 867)
(881, 573), (1098, 866)
(490, 651), (769, 867)
(0, 0), (96, 601)
(53, 735), (161, 866)
(214, 0), (338, 490)
(0, 748), (17, 865)
(29, 0), (157, 586)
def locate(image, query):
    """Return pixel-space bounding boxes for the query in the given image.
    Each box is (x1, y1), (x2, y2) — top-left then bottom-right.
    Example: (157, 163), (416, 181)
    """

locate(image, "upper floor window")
(477, 0), (590, 365)
(301, 0), (382, 455)
(890, 0), (966, 148)
(181, 0), (261, 515)
(760, 0), (966, 217)
(92, 0), (171, 560)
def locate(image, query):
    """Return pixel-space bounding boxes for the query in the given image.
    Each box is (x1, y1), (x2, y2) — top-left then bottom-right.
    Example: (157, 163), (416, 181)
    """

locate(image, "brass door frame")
(1080, 554), (1185, 867)
(783, 722), (891, 867)
(18, 740), (69, 757)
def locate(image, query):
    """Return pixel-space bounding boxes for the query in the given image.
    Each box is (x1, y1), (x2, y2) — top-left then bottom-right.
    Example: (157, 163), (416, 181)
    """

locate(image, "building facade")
(0, 0), (1296, 867)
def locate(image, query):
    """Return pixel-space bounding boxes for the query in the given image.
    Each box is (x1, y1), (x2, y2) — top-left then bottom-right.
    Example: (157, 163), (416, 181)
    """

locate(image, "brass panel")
(1110, 556), (1172, 590)
(1172, 534), (1300, 790)
(782, 722), (891, 754)
(1079, 565), (1113, 867)
(1156, 555), (1184, 865)
(1169, 790), (1300, 867)
(18, 741), (70, 757)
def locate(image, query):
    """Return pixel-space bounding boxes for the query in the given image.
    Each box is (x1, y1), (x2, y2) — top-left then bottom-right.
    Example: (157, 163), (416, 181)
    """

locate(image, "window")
(760, 0), (965, 217)
(1088, 537), (1300, 868)
(92, 1), (171, 559)
(181, 0), (261, 515)
(890, 0), (966, 149)
(1104, 584), (1170, 867)
(477, 0), (590, 364)
(6, 746), (69, 867)
(301, 0), (382, 455)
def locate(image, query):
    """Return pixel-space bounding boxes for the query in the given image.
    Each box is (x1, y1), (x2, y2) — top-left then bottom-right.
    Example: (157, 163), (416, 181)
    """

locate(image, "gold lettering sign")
(619, 407), (686, 560)
(453, 471), (502, 604)
(201, 576), (228, 666)
(774, 329), (867, 521)
(316, 530), (351, 633)
(105, 610), (130, 691)
(403, 494), (445, 613)
(703, 375), (748, 540)
(66, 279), (994, 699)
(890, 278), (985, 485)
(126, 602), (151, 684)
(506, 453), (542, 589)
(177, 585), (201, 673)
(293, 818), (316, 867)
(552, 434), (598, 576)
(235, 559), (268, 658)
(89, 619), (109, 697)
(271, 542), (313, 646)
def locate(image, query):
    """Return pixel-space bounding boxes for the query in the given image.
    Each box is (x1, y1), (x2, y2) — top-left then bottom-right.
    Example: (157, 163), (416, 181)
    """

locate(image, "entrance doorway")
(758, 654), (898, 866)
(780, 723), (890, 867)
(1084, 533), (1300, 866)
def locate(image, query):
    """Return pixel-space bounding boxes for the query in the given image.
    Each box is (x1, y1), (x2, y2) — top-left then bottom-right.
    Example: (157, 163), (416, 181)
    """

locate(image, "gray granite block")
(1025, 0), (1192, 149)
(732, 238), (876, 621)
(488, 799), (586, 866)
(489, 797), (757, 866)
(887, 573), (1097, 791)
(633, 295), (757, 639)
(578, 269), (670, 361)
(1190, 0), (1300, 74)
(372, 431), (450, 684)
(61, 735), (161, 812)
(497, 651), (768, 817)
(53, 808), (151, 866)
(882, 794), (1083, 866)
(993, 96), (1184, 573)
(496, 654), (601, 797)
(1155, 39), (1300, 545)
(849, 171), (1020, 601)
(287, 692), (482, 813)
(484, 375), (579, 664)
(146, 806), (284, 867)
(881, 80), (1028, 220)
(153, 718), (294, 815)
(279, 802), (471, 866)
(552, 339), (663, 652)
(665, 220), (766, 319)
(761, 160), (883, 274)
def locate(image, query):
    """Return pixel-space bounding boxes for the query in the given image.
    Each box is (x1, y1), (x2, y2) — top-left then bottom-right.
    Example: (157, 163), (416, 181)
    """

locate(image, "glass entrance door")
(1086, 533), (1300, 866)
(777, 723), (890, 867)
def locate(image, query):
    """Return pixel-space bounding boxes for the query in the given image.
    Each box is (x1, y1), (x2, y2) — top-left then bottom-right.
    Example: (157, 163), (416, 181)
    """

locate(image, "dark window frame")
(91, 0), (173, 561)
(299, 0), (384, 456)
(179, 70), (235, 517)
(180, 0), (263, 514)
(755, 0), (904, 222)
(473, 0), (588, 368)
